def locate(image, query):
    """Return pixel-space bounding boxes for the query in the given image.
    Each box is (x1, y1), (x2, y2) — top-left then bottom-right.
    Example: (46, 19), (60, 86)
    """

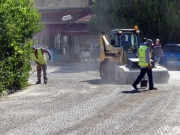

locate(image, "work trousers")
(153, 55), (161, 64)
(133, 68), (154, 88)
(37, 64), (47, 82)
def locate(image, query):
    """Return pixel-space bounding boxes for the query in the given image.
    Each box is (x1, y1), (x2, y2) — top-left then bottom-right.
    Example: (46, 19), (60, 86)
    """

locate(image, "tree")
(0, 0), (43, 95)
(89, 0), (180, 44)
(88, 0), (114, 35)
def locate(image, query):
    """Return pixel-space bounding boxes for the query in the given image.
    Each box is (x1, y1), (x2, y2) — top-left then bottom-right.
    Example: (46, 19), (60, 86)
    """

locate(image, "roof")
(40, 10), (93, 24)
(36, 23), (89, 36)
(36, 9), (93, 35)
(75, 14), (92, 23)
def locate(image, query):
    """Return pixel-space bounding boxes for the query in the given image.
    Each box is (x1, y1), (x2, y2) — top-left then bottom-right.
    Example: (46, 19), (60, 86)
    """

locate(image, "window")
(119, 33), (137, 53)
(54, 35), (69, 55)
(49, 36), (55, 49)
(55, 35), (61, 49)
(111, 34), (119, 47)
(32, 36), (38, 46)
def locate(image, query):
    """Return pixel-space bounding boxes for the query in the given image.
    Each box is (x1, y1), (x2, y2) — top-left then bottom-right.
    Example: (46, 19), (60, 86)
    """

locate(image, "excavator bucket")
(114, 58), (170, 85)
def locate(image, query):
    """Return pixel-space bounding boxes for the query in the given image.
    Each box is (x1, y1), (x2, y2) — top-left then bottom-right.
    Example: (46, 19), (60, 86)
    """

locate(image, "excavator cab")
(110, 29), (139, 58)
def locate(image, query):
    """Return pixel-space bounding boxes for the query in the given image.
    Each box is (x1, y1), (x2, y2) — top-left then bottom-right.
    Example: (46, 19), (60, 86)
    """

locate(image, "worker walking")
(32, 47), (51, 84)
(132, 39), (157, 90)
(151, 39), (163, 65)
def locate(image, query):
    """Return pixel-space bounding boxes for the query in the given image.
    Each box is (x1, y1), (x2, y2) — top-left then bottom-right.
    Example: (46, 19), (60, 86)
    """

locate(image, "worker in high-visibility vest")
(32, 47), (51, 84)
(132, 39), (157, 91)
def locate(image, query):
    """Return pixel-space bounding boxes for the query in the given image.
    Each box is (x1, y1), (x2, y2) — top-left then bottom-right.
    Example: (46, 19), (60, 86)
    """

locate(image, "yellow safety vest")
(32, 48), (46, 65)
(138, 46), (149, 67)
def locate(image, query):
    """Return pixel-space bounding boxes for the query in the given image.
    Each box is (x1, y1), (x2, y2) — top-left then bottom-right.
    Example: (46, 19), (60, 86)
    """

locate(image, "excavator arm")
(100, 34), (127, 65)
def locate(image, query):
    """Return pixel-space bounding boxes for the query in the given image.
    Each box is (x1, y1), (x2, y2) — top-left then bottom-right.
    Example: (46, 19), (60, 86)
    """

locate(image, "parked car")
(160, 43), (180, 68)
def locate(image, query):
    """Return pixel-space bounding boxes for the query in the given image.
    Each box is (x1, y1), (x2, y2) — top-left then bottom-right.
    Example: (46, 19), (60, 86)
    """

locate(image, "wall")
(79, 35), (99, 45)
(73, 35), (80, 54)
(34, 0), (89, 10)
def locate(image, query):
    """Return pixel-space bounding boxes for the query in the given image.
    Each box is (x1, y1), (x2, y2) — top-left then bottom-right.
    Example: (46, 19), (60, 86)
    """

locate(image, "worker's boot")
(149, 87), (157, 90)
(36, 81), (41, 84)
(44, 78), (48, 84)
(132, 84), (138, 90)
(44, 80), (47, 84)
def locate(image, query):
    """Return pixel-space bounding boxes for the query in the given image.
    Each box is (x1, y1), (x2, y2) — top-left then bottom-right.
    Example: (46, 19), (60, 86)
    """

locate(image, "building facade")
(33, 0), (99, 62)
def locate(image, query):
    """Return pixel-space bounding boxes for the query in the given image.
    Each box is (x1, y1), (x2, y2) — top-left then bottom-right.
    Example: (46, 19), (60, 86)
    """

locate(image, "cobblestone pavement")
(0, 62), (180, 135)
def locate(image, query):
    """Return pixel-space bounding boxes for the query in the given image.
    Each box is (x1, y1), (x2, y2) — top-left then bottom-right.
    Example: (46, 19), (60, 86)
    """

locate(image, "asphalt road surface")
(0, 62), (180, 135)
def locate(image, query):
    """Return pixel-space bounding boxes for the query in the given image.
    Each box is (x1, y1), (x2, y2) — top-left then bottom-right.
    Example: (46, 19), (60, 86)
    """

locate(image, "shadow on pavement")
(122, 88), (151, 94)
(29, 83), (37, 86)
(81, 79), (118, 85)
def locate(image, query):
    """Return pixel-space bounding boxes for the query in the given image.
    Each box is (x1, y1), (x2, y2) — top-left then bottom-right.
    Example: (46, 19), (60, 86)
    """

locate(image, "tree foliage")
(89, 0), (180, 43)
(0, 0), (43, 95)
(88, 0), (114, 35)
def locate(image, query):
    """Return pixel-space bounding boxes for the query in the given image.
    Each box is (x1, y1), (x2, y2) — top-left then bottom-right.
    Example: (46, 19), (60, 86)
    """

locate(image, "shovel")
(140, 77), (147, 87)
(29, 60), (49, 76)
(29, 69), (37, 76)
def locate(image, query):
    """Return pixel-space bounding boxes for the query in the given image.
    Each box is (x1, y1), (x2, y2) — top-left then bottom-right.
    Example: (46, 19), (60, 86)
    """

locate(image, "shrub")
(0, 0), (43, 96)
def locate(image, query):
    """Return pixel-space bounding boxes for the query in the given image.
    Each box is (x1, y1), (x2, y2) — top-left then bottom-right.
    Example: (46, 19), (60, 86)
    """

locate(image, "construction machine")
(99, 26), (169, 84)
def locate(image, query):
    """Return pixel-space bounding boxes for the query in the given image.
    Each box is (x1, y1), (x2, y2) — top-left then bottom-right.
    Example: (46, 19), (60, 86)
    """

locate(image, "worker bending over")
(32, 47), (51, 84)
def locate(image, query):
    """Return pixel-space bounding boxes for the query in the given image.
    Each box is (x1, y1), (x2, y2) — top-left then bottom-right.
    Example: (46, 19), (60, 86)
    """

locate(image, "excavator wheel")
(114, 67), (126, 84)
(110, 62), (118, 82)
(100, 61), (118, 81)
(100, 61), (107, 80)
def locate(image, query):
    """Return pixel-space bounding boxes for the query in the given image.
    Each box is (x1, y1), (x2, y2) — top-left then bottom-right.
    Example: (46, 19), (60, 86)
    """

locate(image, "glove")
(36, 62), (41, 66)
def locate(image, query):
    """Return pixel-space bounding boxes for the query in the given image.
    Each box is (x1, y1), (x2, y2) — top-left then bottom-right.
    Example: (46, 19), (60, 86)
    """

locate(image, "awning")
(36, 23), (89, 36)
(75, 14), (92, 23)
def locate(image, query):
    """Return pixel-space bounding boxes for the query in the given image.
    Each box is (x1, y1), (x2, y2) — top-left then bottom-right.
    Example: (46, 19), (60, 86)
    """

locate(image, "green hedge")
(0, 42), (33, 96)
(0, 0), (43, 96)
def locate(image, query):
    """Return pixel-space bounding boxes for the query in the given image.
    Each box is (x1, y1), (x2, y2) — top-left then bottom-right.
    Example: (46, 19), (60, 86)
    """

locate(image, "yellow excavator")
(99, 26), (169, 84)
